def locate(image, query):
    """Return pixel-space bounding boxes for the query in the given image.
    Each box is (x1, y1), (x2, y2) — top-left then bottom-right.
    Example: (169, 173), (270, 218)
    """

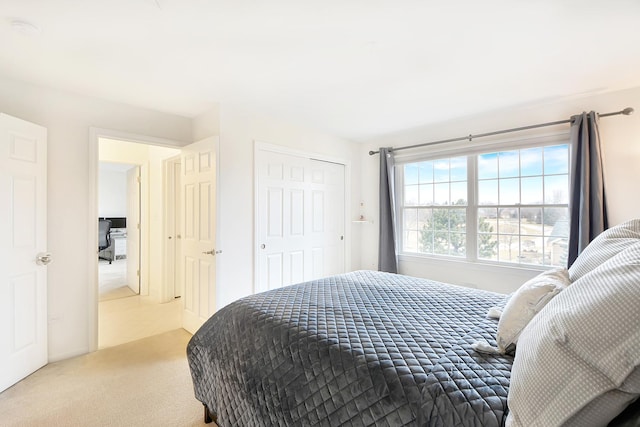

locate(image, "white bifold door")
(0, 114), (48, 393)
(257, 149), (345, 292)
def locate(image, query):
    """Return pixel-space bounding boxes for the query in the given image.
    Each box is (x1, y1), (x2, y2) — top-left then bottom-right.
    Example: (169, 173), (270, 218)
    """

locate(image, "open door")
(0, 114), (48, 392)
(126, 166), (141, 294)
(181, 137), (218, 334)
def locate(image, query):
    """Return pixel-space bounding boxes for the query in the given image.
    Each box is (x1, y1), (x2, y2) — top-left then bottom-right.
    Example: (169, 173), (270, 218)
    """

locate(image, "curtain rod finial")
(369, 150), (376, 155)
(623, 107), (634, 115)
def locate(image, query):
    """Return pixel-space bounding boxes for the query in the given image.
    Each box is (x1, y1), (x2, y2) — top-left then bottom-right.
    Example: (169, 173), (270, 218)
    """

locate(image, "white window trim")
(394, 130), (570, 270)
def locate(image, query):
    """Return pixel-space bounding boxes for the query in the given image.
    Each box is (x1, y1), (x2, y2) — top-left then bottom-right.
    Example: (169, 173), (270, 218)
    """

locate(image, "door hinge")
(137, 176), (141, 183)
(137, 269), (140, 277)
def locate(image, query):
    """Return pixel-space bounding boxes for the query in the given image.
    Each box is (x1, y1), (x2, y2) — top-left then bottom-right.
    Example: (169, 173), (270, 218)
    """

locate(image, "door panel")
(12, 273), (37, 351)
(267, 188), (283, 237)
(256, 150), (345, 292)
(267, 252), (283, 289)
(0, 113), (48, 393)
(290, 190), (304, 235)
(290, 251), (304, 284)
(181, 137), (218, 334)
(199, 182), (213, 241)
(184, 256), (196, 311)
(311, 248), (323, 278)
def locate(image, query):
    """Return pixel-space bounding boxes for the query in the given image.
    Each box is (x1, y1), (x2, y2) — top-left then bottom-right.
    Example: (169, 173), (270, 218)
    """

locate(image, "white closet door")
(256, 149), (345, 292)
(310, 159), (345, 278)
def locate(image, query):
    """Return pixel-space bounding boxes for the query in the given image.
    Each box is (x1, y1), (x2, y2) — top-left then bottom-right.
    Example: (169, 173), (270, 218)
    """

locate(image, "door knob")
(36, 252), (52, 265)
(202, 249), (216, 256)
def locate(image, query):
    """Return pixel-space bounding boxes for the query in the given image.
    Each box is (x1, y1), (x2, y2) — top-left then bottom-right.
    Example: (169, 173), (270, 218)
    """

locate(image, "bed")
(187, 270), (512, 426)
(187, 221), (640, 427)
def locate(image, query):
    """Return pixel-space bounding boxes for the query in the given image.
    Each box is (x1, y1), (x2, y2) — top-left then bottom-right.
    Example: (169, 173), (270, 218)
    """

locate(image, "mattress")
(187, 270), (513, 426)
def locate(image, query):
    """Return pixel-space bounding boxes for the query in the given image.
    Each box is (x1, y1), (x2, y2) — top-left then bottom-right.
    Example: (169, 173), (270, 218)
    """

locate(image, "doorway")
(88, 130), (220, 350)
(91, 133), (182, 349)
(98, 161), (141, 301)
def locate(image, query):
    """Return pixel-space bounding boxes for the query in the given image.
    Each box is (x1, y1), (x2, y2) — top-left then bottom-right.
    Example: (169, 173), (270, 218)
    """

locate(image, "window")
(398, 143), (570, 267)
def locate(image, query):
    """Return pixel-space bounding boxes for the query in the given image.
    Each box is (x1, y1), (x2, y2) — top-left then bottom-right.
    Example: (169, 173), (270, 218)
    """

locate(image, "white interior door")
(256, 150), (345, 292)
(163, 158), (182, 301)
(181, 137), (217, 334)
(126, 166), (141, 294)
(0, 113), (48, 393)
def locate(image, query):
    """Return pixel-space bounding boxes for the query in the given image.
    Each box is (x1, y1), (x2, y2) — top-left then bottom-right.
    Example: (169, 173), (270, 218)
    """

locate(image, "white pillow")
(569, 218), (640, 282)
(506, 242), (640, 427)
(496, 267), (570, 353)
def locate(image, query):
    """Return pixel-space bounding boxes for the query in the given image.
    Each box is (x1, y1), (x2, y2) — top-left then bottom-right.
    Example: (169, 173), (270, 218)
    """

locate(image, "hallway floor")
(99, 295), (182, 349)
(99, 258), (136, 301)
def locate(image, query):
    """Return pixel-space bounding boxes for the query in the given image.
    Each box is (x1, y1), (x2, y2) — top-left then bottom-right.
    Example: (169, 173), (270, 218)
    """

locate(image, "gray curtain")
(378, 147), (397, 273)
(568, 111), (608, 267)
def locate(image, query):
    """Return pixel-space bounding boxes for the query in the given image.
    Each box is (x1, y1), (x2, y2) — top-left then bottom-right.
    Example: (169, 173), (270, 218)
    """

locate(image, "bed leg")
(204, 404), (217, 424)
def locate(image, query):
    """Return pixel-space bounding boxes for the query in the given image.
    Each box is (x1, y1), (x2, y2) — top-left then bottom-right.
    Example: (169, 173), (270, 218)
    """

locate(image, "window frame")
(394, 132), (571, 269)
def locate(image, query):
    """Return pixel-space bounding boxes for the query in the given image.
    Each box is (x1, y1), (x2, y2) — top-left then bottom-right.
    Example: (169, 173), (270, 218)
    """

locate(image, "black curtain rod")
(368, 107), (634, 156)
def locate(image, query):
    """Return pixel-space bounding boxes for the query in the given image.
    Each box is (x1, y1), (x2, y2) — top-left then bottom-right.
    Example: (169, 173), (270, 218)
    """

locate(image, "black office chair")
(98, 219), (113, 264)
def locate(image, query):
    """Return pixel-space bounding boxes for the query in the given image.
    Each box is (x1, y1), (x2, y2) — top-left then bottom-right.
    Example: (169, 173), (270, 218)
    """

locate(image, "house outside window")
(397, 140), (570, 267)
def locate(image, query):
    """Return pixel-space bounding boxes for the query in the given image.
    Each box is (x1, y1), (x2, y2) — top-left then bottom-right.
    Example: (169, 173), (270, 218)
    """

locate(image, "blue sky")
(404, 145), (569, 206)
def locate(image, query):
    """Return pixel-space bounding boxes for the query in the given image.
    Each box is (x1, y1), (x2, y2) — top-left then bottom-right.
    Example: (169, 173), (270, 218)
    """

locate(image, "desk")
(111, 228), (127, 259)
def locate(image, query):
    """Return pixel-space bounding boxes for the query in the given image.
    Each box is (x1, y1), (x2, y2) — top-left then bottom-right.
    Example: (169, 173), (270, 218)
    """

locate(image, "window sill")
(398, 252), (550, 271)
(397, 253), (547, 294)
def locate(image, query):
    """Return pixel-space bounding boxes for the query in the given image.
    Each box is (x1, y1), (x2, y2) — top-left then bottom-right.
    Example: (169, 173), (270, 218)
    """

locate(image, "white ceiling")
(1, 0), (639, 141)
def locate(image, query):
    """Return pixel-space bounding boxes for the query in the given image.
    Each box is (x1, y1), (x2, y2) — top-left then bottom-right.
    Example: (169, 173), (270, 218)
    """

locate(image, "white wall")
(360, 86), (640, 294)
(0, 74), (193, 362)
(193, 104), (362, 309)
(192, 104), (220, 141)
(98, 167), (129, 218)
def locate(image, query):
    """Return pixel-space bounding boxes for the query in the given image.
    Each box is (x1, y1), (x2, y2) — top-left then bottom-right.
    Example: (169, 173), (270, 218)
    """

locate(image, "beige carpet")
(0, 329), (210, 427)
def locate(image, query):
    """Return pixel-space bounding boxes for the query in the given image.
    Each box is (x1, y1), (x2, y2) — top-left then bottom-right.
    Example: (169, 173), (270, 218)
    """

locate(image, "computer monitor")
(101, 217), (126, 229)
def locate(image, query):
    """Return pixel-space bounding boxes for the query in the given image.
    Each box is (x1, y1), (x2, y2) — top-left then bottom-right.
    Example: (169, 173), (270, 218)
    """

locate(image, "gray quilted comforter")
(187, 270), (513, 426)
